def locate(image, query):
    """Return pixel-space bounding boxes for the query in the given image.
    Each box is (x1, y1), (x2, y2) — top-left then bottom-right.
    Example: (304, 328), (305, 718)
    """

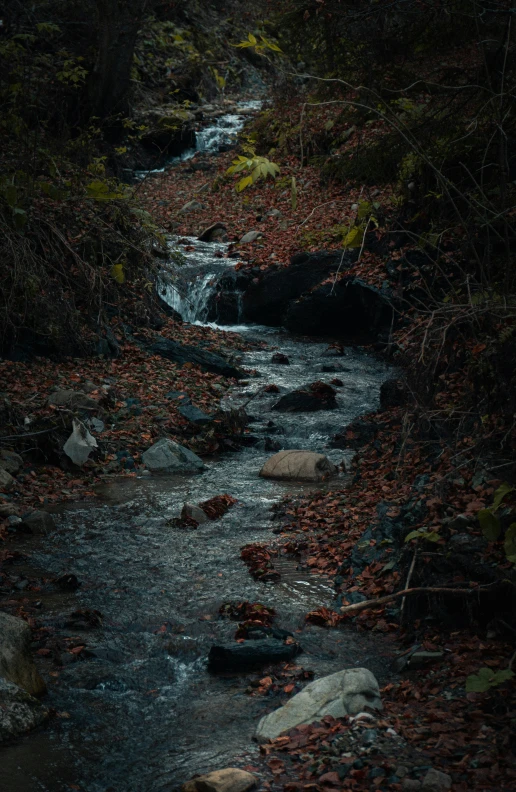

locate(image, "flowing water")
(2, 106), (395, 792)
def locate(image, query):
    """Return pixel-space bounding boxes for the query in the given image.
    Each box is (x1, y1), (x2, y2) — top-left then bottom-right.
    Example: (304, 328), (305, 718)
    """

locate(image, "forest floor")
(1, 103), (515, 791)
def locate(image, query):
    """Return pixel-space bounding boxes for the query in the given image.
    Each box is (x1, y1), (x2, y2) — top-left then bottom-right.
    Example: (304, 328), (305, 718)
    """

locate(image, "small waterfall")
(160, 273), (217, 324)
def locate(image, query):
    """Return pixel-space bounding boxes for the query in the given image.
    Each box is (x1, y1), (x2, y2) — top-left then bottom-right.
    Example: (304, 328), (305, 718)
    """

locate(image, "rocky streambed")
(1, 103), (402, 792)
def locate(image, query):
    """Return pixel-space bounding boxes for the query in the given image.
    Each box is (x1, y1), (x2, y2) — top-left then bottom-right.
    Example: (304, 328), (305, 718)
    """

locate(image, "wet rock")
(198, 222), (228, 242)
(0, 468), (15, 490)
(242, 251), (347, 326)
(331, 418), (380, 450)
(55, 573), (81, 591)
(272, 382), (338, 412)
(208, 639), (301, 672)
(182, 768), (257, 792)
(380, 378), (407, 408)
(0, 449), (23, 474)
(240, 230), (262, 244)
(284, 277), (393, 339)
(0, 677), (49, 743)
(260, 450), (337, 482)
(178, 404), (213, 426)
(181, 503), (210, 525)
(421, 769), (452, 792)
(142, 438), (206, 474)
(148, 337), (244, 379)
(47, 389), (98, 410)
(271, 352), (290, 365)
(19, 510), (56, 535)
(0, 612), (47, 696)
(255, 668), (382, 742)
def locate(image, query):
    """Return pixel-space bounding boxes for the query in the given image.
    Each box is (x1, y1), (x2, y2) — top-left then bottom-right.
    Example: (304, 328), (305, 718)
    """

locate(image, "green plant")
(477, 483), (515, 556)
(226, 152), (280, 192)
(465, 667), (514, 693)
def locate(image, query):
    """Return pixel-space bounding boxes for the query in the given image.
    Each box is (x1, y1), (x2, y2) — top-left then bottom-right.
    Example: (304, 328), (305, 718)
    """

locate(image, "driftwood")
(340, 582), (501, 617)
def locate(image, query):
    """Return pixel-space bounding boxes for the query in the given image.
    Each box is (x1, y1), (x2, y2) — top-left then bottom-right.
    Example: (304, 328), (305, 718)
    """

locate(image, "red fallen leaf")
(37, 648), (51, 656)
(70, 645), (85, 655)
(267, 758), (285, 775)
(318, 771), (341, 786)
(284, 683), (295, 693)
(259, 676), (273, 686)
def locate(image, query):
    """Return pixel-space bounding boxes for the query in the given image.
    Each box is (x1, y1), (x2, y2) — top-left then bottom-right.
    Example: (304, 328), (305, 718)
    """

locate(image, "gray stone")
(407, 651), (444, 670)
(142, 438), (205, 474)
(179, 200), (204, 213)
(421, 769), (452, 792)
(47, 389), (97, 410)
(255, 668), (382, 742)
(0, 450), (23, 474)
(198, 222), (228, 242)
(178, 404), (213, 426)
(19, 510), (56, 535)
(240, 231), (262, 244)
(181, 503), (210, 524)
(402, 782), (422, 792)
(0, 677), (49, 743)
(182, 768), (256, 792)
(0, 468), (14, 490)
(0, 612), (47, 696)
(260, 450), (337, 482)
(0, 503), (18, 518)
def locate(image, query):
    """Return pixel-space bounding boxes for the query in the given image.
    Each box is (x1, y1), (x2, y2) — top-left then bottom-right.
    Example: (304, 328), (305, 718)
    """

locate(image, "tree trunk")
(91, 0), (150, 119)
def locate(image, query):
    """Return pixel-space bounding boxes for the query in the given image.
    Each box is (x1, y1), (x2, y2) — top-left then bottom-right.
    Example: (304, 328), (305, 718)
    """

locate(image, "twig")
(0, 427), (59, 441)
(400, 545), (418, 619)
(340, 583), (500, 617)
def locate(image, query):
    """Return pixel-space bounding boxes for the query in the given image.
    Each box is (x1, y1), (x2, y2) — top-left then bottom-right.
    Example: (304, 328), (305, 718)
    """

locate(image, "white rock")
(0, 612), (46, 697)
(421, 769), (452, 792)
(63, 418), (98, 466)
(255, 667), (382, 742)
(181, 503), (210, 524)
(142, 438), (205, 474)
(259, 450), (337, 482)
(182, 768), (256, 792)
(0, 677), (48, 743)
(239, 230), (262, 244)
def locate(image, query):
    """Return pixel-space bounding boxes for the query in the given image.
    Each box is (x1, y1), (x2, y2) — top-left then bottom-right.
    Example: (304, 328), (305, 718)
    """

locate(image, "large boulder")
(0, 677), (49, 742)
(284, 277), (393, 339)
(242, 251), (350, 326)
(142, 438), (206, 474)
(148, 337), (245, 379)
(208, 639), (301, 672)
(272, 382), (337, 412)
(255, 668), (382, 742)
(0, 612), (47, 696)
(260, 450), (337, 482)
(182, 768), (256, 792)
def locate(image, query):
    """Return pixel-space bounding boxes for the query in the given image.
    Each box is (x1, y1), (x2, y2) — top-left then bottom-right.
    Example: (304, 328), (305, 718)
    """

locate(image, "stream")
(2, 104), (395, 792)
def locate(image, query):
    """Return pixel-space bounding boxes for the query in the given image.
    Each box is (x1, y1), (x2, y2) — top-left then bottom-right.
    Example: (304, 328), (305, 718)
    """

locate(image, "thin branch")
(340, 583), (500, 617)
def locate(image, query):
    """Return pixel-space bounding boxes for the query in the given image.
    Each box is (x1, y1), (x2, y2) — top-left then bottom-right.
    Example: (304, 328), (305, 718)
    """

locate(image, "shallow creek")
(3, 108), (396, 792)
